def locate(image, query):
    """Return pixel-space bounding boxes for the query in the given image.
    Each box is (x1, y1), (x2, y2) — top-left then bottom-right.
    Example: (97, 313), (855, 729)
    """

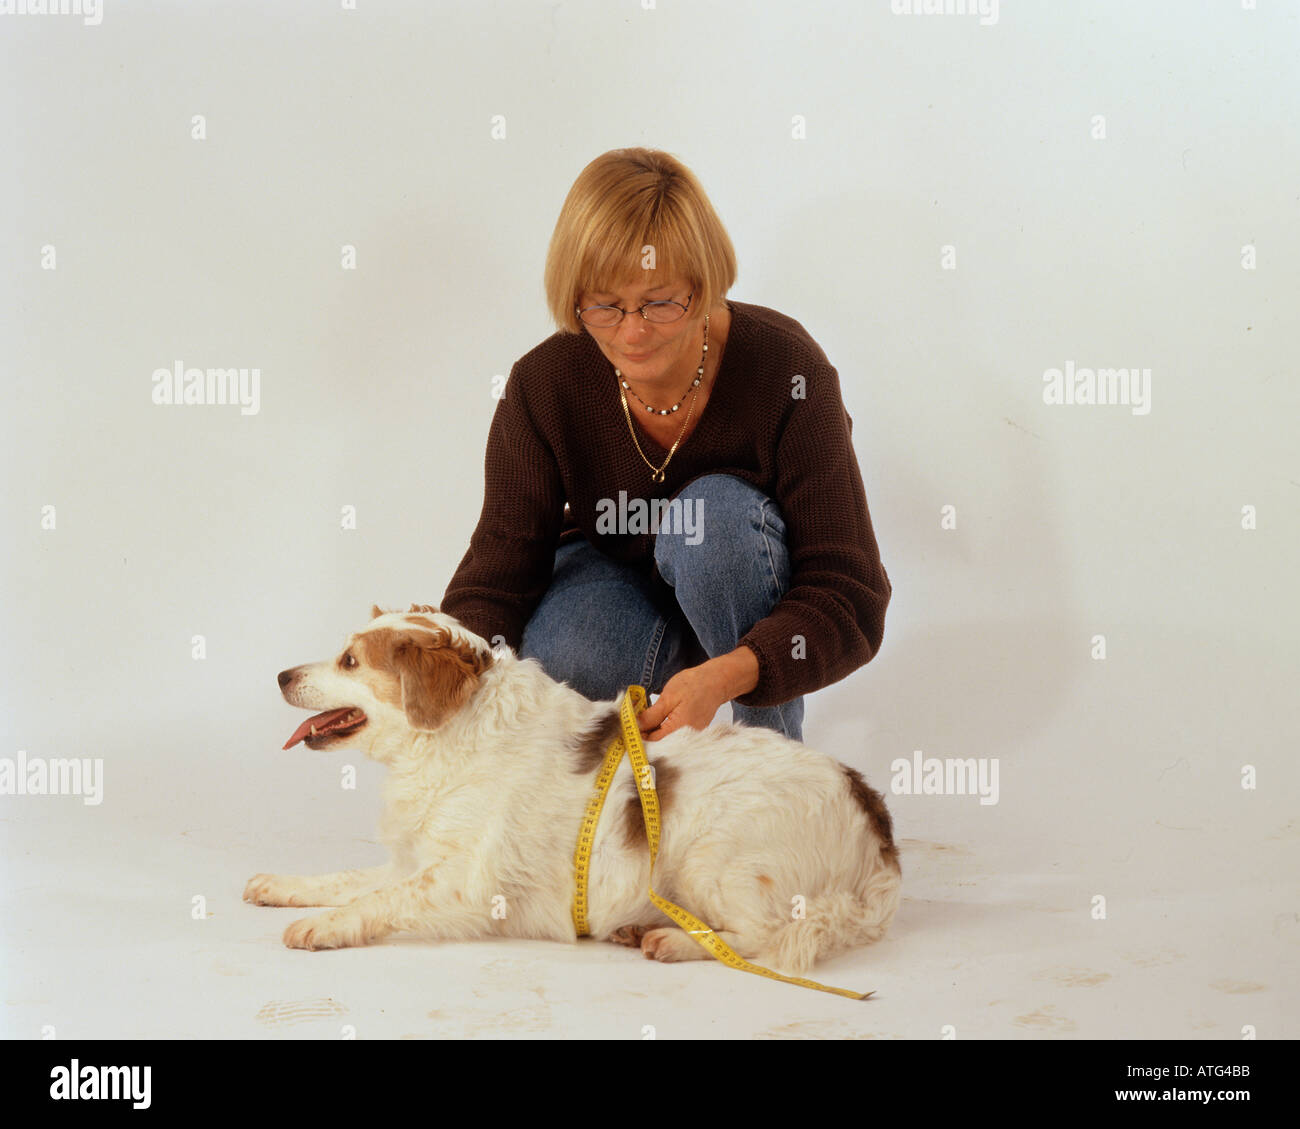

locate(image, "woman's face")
(577, 276), (703, 387)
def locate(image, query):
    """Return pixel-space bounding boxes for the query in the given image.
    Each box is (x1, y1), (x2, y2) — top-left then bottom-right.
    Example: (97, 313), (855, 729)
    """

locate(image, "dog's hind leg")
(243, 865), (394, 907)
(752, 884), (901, 976)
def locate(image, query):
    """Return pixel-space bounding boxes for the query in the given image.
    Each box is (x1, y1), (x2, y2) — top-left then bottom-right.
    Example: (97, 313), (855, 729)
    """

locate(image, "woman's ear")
(392, 632), (492, 731)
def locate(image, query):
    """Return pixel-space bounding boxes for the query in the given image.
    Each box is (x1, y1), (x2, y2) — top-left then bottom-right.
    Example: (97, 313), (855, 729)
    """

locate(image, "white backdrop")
(2, 0), (1297, 1042)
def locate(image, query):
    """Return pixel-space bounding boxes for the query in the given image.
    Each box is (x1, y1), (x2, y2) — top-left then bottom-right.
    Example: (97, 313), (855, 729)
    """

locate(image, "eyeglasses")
(576, 291), (693, 327)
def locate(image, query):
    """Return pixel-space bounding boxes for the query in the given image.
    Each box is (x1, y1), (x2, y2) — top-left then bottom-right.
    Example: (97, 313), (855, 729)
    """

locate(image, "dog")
(244, 604), (901, 977)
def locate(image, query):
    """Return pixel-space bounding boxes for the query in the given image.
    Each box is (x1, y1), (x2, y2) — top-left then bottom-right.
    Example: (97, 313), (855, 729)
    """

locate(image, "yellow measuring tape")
(572, 685), (874, 1000)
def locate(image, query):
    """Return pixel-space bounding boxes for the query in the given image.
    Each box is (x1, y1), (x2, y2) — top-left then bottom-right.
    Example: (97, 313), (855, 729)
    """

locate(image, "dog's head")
(277, 605), (495, 752)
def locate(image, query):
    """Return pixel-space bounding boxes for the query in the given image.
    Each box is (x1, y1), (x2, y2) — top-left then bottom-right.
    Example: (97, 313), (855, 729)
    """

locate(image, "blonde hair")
(543, 148), (738, 335)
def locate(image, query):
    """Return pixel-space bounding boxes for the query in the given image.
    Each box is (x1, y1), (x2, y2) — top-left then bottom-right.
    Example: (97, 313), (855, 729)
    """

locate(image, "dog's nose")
(277, 669), (295, 689)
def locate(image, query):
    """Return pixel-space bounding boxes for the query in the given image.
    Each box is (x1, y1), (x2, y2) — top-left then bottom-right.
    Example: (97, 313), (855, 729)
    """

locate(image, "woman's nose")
(617, 314), (654, 342)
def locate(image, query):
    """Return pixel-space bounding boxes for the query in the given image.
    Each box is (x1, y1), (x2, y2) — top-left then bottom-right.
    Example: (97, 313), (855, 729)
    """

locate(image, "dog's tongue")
(283, 707), (359, 750)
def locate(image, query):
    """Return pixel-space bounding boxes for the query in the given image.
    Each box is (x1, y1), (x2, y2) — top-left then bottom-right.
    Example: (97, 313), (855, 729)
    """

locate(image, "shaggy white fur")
(245, 606), (901, 977)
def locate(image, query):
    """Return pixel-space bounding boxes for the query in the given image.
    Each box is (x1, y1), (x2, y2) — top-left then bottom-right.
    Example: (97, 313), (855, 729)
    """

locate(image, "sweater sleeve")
(733, 364), (891, 708)
(439, 361), (565, 648)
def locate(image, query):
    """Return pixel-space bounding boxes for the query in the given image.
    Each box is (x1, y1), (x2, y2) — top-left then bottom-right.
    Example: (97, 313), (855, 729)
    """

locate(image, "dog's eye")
(341, 652), (358, 669)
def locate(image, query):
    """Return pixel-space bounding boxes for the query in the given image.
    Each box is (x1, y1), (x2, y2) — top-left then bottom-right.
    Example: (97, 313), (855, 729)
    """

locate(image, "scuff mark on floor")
(1209, 980), (1266, 994)
(1011, 1005), (1076, 1033)
(1033, 967), (1111, 987)
(255, 997), (348, 1027)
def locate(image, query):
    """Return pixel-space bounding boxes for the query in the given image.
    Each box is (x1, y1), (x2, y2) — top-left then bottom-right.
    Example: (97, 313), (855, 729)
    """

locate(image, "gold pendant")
(651, 469), (665, 484)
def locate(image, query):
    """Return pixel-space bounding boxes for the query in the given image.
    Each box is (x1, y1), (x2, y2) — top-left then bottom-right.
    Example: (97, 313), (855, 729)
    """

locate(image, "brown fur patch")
(404, 615), (440, 630)
(354, 626), (492, 729)
(370, 604), (388, 620)
(842, 765), (901, 874)
(351, 630), (404, 708)
(355, 628), (401, 669)
(357, 666), (403, 709)
(569, 707), (622, 774)
(408, 604), (439, 614)
(621, 760), (679, 850)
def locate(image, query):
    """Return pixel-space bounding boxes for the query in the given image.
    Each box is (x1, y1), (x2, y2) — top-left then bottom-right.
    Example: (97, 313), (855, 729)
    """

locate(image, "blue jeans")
(519, 473), (804, 740)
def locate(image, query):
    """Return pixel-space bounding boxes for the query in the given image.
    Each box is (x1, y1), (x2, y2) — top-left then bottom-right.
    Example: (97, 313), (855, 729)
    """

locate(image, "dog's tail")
(752, 863), (901, 978)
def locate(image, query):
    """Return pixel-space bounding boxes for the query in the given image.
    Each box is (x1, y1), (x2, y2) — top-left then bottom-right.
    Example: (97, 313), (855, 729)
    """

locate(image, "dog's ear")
(371, 604), (388, 620)
(391, 631), (492, 731)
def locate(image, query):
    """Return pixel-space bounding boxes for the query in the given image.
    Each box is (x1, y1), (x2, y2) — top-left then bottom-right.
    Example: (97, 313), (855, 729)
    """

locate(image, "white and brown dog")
(245, 605), (901, 976)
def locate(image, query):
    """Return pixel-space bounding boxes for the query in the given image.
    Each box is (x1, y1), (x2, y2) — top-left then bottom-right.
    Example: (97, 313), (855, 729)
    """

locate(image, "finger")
(643, 714), (677, 742)
(637, 701), (663, 730)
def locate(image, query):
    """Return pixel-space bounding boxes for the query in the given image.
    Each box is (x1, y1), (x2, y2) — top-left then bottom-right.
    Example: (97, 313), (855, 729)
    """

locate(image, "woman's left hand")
(636, 647), (759, 741)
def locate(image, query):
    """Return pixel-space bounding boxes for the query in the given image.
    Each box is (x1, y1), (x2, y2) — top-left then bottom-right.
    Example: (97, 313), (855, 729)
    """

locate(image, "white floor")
(3, 623), (1295, 1040)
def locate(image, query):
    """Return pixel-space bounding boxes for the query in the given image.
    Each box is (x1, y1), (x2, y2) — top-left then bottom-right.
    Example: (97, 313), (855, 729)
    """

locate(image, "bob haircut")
(544, 148), (738, 335)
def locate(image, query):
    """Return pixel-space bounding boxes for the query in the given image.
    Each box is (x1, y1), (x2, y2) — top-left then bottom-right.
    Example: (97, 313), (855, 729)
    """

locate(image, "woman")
(441, 148), (891, 743)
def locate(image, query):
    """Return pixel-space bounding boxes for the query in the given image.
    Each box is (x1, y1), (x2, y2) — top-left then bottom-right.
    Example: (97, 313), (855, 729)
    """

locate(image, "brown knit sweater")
(440, 300), (891, 708)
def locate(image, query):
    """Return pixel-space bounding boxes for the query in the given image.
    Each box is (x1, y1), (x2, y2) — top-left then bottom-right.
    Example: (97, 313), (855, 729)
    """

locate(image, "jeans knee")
(653, 473), (787, 584)
(519, 618), (604, 700)
(517, 616), (560, 669)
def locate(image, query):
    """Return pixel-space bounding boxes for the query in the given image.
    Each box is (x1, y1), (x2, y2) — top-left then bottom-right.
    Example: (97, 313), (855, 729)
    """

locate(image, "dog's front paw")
(282, 910), (367, 951)
(244, 874), (301, 906)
